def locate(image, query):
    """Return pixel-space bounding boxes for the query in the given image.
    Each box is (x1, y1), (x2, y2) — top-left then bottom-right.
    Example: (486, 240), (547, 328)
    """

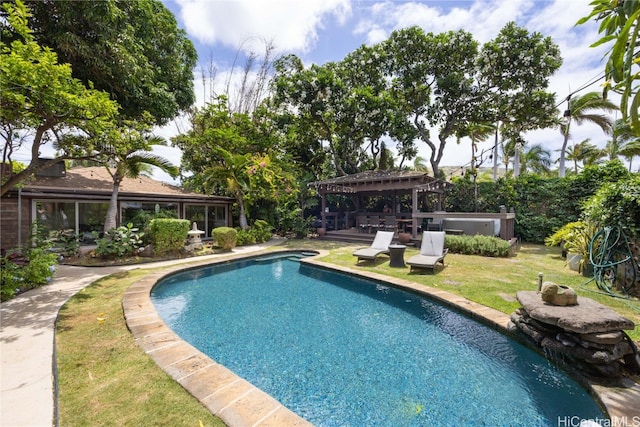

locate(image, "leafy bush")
(444, 234), (511, 257)
(51, 230), (80, 257)
(544, 221), (584, 247)
(234, 220), (273, 246)
(251, 219), (273, 242)
(149, 218), (190, 255)
(445, 161), (630, 243)
(582, 175), (640, 237)
(127, 208), (178, 232)
(94, 224), (145, 258)
(212, 227), (237, 251)
(235, 228), (256, 246)
(1, 247), (58, 301)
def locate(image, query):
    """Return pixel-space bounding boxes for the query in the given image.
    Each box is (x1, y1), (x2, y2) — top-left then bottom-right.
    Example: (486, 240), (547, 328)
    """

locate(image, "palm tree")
(203, 147), (252, 229)
(558, 92), (618, 177)
(501, 138), (517, 175)
(607, 119), (640, 171)
(103, 142), (179, 233)
(565, 139), (602, 174)
(412, 156), (429, 172)
(520, 143), (552, 175)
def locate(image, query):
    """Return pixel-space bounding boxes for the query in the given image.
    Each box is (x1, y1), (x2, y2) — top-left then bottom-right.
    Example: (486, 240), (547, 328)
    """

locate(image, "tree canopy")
(1, 0), (119, 196)
(6, 0), (198, 125)
(269, 22), (562, 179)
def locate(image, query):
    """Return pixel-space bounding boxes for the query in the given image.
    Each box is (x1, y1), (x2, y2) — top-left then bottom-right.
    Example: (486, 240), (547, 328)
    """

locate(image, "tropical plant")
(203, 147), (252, 229)
(548, 220), (600, 272)
(520, 143), (552, 175)
(565, 138), (604, 173)
(578, 0), (640, 136)
(608, 119), (640, 170)
(557, 92), (618, 177)
(94, 224), (145, 258)
(99, 117), (179, 233)
(0, 246), (58, 301)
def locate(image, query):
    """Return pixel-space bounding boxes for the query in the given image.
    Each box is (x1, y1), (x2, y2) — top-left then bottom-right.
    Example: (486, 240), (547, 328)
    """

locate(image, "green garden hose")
(588, 225), (635, 295)
(579, 225), (640, 313)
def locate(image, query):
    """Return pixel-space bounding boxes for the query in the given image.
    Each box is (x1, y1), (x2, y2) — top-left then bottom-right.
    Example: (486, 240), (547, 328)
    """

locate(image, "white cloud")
(175, 0), (351, 54)
(360, 0), (534, 42)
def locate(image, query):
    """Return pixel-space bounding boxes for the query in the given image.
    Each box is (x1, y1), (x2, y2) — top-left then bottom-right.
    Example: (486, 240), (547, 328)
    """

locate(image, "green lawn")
(56, 240), (639, 426)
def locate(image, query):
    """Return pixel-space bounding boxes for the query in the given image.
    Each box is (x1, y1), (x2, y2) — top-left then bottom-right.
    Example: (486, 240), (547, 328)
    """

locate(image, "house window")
(185, 205), (226, 238)
(34, 200), (108, 243)
(121, 202), (178, 230)
(35, 201), (75, 236)
(78, 202), (109, 242)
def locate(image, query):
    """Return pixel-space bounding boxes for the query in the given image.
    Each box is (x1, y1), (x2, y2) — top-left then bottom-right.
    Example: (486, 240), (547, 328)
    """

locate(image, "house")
(0, 166), (234, 249)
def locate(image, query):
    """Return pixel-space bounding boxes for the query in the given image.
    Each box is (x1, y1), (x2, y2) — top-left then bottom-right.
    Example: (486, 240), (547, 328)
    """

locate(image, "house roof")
(309, 170), (448, 195)
(17, 166), (234, 203)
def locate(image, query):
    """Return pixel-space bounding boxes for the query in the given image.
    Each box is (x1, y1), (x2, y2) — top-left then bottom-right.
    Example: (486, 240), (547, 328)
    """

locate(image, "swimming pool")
(151, 253), (605, 426)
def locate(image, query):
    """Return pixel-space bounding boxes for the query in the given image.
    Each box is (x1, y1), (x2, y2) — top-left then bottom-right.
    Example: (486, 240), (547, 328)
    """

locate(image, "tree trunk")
(236, 190), (249, 229)
(104, 175), (122, 233)
(493, 126), (499, 181)
(558, 122), (571, 178)
(1, 122), (54, 196)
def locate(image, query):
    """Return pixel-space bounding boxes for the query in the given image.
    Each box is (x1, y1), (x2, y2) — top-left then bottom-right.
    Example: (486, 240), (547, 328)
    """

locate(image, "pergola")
(309, 170), (449, 231)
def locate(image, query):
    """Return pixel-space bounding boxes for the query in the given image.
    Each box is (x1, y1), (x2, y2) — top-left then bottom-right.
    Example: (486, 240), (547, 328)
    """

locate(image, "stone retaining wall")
(509, 291), (639, 378)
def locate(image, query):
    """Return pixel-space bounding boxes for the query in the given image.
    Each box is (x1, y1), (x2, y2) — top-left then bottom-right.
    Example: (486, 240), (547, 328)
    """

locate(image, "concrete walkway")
(0, 241), (283, 427)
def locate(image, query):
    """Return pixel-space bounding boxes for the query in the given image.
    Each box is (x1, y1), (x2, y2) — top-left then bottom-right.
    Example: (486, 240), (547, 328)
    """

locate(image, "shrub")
(545, 221), (584, 247)
(1, 247), (58, 302)
(212, 227), (237, 251)
(251, 219), (273, 243)
(94, 224), (145, 258)
(149, 218), (190, 255)
(235, 228), (256, 246)
(444, 234), (511, 257)
(582, 175), (640, 237)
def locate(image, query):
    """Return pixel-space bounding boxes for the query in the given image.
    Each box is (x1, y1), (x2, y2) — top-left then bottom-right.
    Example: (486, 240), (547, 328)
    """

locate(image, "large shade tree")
(476, 22), (562, 180)
(384, 27), (481, 178)
(271, 44), (399, 177)
(1, 0), (118, 196)
(12, 0), (198, 125)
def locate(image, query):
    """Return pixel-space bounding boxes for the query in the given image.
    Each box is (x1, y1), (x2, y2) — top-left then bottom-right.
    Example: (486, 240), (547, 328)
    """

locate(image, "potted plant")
(553, 221), (599, 274)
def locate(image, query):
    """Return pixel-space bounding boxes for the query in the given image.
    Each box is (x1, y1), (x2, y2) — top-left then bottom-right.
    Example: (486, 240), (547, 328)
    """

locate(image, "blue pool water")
(151, 254), (605, 426)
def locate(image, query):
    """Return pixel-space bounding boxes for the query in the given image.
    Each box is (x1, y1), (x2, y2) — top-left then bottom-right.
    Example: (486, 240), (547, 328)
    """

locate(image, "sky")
(152, 0), (617, 183)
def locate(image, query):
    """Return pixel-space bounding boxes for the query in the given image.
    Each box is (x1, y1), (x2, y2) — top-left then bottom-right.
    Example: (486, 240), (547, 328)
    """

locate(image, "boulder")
(540, 282), (577, 306)
(516, 291), (635, 334)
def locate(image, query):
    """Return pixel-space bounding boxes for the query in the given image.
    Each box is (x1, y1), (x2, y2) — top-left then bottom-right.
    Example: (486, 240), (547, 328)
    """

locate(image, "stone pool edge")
(122, 248), (640, 426)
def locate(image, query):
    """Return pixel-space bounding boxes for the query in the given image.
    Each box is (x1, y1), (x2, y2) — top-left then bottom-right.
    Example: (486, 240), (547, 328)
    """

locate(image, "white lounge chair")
(406, 231), (448, 272)
(353, 231), (395, 263)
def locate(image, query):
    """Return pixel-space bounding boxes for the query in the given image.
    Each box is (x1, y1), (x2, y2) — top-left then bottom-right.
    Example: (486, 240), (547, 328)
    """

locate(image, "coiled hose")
(588, 225), (635, 296)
